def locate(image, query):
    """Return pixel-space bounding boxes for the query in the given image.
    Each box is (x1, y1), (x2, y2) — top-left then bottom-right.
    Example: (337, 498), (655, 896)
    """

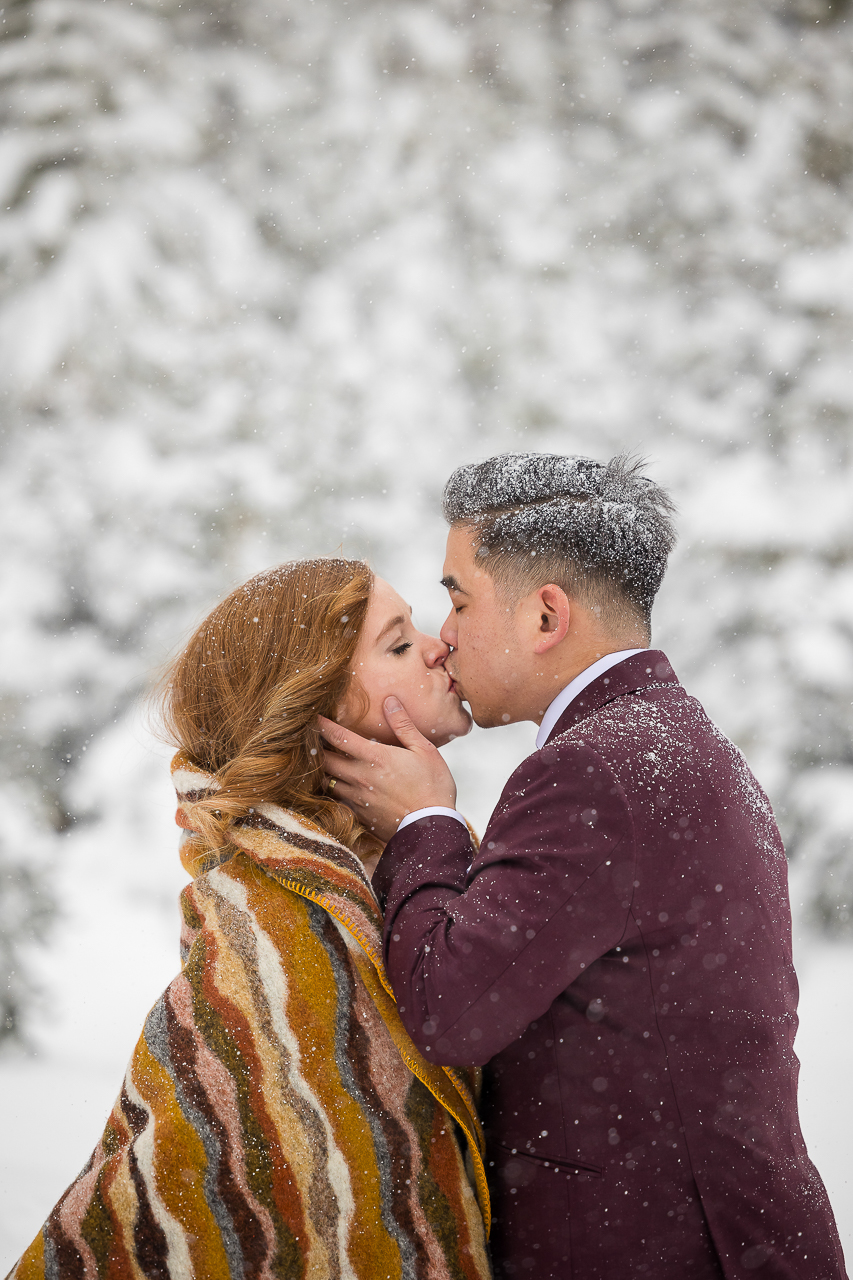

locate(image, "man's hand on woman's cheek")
(317, 697), (457, 843)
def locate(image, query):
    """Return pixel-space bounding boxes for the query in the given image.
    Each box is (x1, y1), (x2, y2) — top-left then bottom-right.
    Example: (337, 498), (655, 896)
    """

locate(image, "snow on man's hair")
(442, 452), (676, 630)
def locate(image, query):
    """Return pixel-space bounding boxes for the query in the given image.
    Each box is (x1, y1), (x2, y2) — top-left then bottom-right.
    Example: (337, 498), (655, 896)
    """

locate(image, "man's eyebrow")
(375, 610), (410, 643)
(440, 575), (467, 594)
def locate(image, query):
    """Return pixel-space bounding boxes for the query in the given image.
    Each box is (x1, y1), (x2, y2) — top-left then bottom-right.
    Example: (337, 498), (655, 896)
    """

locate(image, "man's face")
(439, 525), (528, 728)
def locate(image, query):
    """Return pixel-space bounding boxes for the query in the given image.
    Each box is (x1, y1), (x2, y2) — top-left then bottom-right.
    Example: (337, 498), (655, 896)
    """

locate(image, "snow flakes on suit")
(8, 756), (491, 1280)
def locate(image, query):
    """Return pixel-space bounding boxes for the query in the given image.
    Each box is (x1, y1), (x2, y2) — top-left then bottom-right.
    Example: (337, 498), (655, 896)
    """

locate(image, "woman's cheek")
(411, 679), (436, 721)
(398, 667), (420, 700)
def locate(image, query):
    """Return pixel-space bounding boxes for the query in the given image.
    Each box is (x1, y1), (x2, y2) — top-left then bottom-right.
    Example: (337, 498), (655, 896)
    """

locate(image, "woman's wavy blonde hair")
(158, 558), (377, 859)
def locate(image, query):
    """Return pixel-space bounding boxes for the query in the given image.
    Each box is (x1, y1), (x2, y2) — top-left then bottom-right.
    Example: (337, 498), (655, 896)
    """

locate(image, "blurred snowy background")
(2, 0), (852, 1264)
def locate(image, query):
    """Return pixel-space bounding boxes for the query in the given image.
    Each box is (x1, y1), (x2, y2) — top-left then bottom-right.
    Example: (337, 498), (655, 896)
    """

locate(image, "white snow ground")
(0, 715), (850, 1273)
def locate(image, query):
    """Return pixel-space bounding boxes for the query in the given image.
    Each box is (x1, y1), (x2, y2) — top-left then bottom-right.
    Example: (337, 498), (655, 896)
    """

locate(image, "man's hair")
(442, 452), (676, 638)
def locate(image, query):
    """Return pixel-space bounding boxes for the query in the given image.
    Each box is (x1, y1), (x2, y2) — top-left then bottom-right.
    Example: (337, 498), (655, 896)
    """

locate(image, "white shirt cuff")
(396, 806), (468, 833)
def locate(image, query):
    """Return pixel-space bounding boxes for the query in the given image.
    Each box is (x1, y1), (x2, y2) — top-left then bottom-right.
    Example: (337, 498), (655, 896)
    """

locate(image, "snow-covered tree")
(1, 0), (852, 1040)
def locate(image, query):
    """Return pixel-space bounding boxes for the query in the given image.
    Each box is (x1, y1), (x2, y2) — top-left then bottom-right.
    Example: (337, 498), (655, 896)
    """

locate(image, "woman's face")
(338, 577), (472, 747)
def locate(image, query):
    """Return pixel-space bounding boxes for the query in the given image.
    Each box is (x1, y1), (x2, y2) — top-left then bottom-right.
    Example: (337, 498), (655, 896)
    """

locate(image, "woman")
(9, 559), (491, 1280)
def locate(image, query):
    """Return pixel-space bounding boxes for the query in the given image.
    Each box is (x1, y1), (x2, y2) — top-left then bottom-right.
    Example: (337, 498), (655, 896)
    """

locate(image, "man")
(320, 453), (845, 1280)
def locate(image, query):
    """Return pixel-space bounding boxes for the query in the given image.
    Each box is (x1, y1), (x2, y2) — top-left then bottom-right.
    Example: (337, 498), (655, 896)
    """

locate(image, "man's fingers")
(326, 775), (357, 803)
(316, 714), (352, 751)
(323, 754), (363, 786)
(317, 715), (377, 761)
(383, 696), (433, 752)
(325, 776), (384, 822)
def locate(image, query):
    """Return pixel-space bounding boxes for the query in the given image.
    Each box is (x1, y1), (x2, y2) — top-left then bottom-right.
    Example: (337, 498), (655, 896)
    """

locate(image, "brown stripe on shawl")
(42, 1141), (101, 1280)
(41, 1194), (88, 1280)
(338, 923), (491, 1225)
(421, 1108), (484, 1279)
(165, 972), (280, 1270)
(312, 907), (420, 1273)
(228, 823), (385, 943)
(212, 878), (359, 1275)
(161, 988), (273, 1271)
(406, 1087), (473, 1280)
(186, 876), (338, 1271)
(77, 1183), (115, 1279)
(72, 1108), (141, 1280)
(337, 949), (461, 1280)
(234, 810), (358, 864)
(119, 1087), (171, 1279)
(49, 1109), (138, 1279)
(319, 910), (483, 1280)
(155, 935), (302, 1275)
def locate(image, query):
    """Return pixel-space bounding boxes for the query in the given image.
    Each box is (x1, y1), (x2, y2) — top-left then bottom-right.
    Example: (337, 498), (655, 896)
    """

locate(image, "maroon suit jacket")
(373, 652), (846, 1280)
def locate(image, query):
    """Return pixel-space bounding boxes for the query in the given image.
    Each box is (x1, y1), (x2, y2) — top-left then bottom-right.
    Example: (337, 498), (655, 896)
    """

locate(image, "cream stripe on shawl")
(208, 865), (359, 1280)
(254, 802), (345, 850)
(166, 973), (279, 1277)
(123, 1071), (196, 1278)
(332, 918), (446, 1270)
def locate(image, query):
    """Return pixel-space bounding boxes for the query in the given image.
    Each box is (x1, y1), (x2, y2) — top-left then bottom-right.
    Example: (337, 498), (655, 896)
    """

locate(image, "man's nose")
(439, 613), (457, 654)
(425, 634), (452, 667)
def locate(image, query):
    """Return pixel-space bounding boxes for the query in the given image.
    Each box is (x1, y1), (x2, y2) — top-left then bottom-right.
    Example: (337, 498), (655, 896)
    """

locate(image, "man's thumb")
(384, 696), (429, 749)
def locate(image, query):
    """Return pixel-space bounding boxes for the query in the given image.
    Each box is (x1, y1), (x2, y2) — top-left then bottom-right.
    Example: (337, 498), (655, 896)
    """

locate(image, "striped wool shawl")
(9, 756), (491, 1280)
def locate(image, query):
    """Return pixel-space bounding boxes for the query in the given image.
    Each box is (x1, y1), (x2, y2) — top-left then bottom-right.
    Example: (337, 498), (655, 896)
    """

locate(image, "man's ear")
(531, 584), (571, 654)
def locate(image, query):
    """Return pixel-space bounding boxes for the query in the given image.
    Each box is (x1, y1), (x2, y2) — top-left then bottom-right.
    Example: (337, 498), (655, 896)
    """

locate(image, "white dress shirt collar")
(534, 649), (646, 749)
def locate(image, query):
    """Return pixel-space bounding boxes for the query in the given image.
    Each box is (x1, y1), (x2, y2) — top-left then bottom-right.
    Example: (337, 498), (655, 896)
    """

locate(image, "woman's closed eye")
(391, 641), (412, 656)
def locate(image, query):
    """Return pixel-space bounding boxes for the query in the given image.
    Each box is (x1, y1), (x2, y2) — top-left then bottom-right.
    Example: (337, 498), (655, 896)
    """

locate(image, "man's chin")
(450, 686), (514, 730)
(470, 706), (515, 730)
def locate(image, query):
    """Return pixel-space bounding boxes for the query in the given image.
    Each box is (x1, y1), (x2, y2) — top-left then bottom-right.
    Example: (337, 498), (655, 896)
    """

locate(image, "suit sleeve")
(372, 742), (636, 1066)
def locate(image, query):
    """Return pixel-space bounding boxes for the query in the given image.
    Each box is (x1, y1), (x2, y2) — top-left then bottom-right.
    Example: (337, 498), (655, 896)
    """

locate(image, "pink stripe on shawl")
(348, 972), (447, 1273)
(54, 1131), (117, 1272)
(168, 973), (280, 1276)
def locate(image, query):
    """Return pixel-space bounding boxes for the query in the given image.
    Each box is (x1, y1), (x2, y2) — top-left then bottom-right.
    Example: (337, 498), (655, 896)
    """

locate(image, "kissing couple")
(10, 453), (845, 1280)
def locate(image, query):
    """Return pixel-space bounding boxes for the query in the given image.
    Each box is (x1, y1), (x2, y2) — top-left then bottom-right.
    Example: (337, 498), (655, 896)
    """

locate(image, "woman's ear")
(335, 695), (353, 728)
(336, 670), (370, 731)
(532, 584), (571, 654)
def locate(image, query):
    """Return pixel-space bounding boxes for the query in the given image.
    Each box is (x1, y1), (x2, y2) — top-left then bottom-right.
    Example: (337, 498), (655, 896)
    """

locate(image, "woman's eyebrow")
(375, 609), (411, 643)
